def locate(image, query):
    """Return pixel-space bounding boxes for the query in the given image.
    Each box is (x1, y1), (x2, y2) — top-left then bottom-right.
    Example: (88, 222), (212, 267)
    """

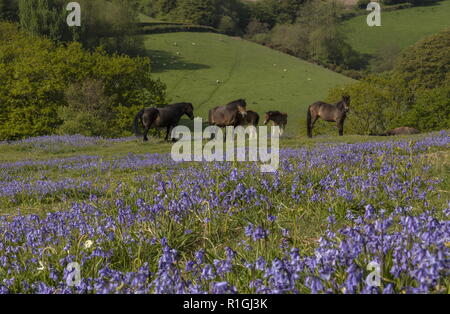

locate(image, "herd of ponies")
(133, 96), (420, 142)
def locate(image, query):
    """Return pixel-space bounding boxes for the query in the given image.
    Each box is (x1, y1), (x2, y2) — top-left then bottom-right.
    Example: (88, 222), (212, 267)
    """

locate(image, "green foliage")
(247, 0), (305, 27)
(357, 0), (370, 8)
(321, 75), (411, 135)
(17, 0), (144, 55)
(144, 31), (354, 135)
(268, 0), (369, 71)
(382, 0), (439, 5)
(406, 86), (450, 132)
(137, 0), (250, 35)
(0, 22), (166, 140)
(57, 109), (112, 137)
(394, 28), (450, 89)
(0, 0), (19, 21)
(322, 29), (450, 135)
(176, 0), (219, 26)
(18, 0), (70, 42)
(57, 79), (117, 137)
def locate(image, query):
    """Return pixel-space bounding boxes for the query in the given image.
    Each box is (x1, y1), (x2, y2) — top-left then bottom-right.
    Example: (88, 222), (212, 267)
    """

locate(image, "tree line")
(0, 0), (144, 55)
(0, 22), (165, 140)
(319, 29), (449, 135)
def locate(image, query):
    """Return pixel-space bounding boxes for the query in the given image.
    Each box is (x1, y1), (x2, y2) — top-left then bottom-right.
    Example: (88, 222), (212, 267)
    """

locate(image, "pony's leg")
(143, 123), (150, 142)
(143, 127), (150, 142)
(309, 116), (318, 138)
(165, 126), (171, 142)
(338, 120), (344, 136)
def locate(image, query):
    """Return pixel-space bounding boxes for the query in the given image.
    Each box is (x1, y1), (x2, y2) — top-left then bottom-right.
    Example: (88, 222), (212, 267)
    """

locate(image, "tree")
(0, 0), (19, 21)
(394, 29), (450, 90)
(18, 0), (71, 42)
(58, 79), (116, 137)
(177, 0), (219, 27)
(0, 22), (165, 140)
(407, 86), (450, 132)
(17, 0), (143, 55)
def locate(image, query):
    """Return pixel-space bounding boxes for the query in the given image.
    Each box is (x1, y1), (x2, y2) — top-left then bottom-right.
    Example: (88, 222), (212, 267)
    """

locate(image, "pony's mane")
(226, 99), (245, 108)
(169, 102), (193, 110)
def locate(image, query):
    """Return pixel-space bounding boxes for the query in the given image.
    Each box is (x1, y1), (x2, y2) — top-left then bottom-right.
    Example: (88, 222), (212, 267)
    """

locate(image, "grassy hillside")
(342, 1), (450, 55)
(143, 32), (354, 135)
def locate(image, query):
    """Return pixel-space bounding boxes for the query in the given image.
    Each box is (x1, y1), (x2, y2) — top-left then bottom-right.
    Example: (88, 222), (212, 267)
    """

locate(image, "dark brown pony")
(134, 102), (194, 142)
(264, 111), (288, 134)
(237, 110), (259, 127)
(386, 127), (420, 136)
(209, 99), (247, 127)
(307, 96), (350, 138)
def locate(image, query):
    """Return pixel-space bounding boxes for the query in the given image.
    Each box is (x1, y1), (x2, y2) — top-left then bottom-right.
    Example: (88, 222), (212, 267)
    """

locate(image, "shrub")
(394, 29), (450, 90)
(406, 86), (450, 132)
(218, 15), (237, 35)
(357, 0), (370, 9)
(318, 75), (411, 135)
(57, 79), (118, 137)
(244, 18), (270, 40)
(0, 22), (166, 140)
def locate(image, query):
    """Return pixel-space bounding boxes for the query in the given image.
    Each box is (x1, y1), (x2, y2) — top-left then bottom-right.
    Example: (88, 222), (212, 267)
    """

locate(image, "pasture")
(143, 32), (354, 135)
(0, 132), (448, 293)
(342, 0), (450, 55)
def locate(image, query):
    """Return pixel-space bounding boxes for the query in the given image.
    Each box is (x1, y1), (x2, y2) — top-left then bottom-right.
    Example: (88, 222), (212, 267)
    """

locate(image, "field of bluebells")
(0, 132), (449, 294)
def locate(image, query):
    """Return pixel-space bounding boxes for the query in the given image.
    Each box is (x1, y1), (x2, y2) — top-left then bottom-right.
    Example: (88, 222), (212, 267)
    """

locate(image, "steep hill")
(143, 32), (354, 134)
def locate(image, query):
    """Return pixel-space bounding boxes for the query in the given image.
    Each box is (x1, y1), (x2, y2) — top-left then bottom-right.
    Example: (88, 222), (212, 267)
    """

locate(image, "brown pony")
(386, 127), (420, 136)
(264, 111), (288, 134)
(134, 102), (194, 142)
(208, 99), (247, 127)
(307, 96), (350, 138)
(237, 110), (259, 127)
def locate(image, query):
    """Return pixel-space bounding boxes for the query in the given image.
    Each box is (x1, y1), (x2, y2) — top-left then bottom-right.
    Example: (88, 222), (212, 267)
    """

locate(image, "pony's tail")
(254, 114), (260, 126)
(307, 107), (312, 138)
(133, 109), (144, 136)
(208, 109), (214, 125)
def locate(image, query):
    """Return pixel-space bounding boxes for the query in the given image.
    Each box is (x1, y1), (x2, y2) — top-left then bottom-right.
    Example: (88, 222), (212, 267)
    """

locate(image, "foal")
(263, 111), (288, 136)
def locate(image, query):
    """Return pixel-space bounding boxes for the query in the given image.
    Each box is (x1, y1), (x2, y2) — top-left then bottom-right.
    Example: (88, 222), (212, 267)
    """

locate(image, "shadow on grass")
(146, 49), (209, 73)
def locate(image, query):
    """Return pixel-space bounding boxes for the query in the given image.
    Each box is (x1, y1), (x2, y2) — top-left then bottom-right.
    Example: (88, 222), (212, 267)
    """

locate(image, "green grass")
(142, 32), (354, 135)
(341, 1), (450, 55)
(0, 134), (416, 163)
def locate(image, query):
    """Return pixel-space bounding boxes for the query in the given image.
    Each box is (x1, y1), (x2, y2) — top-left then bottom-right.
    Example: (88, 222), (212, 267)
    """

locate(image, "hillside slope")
(143, 32), (354, 134)
(342, 1), (450, 55)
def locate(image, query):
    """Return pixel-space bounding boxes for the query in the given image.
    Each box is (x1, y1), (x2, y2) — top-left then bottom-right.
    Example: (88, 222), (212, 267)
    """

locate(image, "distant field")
(143, 32), (354, 135)
(342, 1), (450, 55)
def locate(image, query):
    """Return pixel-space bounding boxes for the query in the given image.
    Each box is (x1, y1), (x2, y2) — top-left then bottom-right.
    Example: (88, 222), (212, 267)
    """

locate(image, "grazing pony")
(264, 111), (288, 135)
(236, 110), (259, 127)
(307, 96), (350, 138)
(208, 99), (248, 128)
(386, 127), (420, 136)
(134, 102), (194, 142)
(235, 110), (260, 139)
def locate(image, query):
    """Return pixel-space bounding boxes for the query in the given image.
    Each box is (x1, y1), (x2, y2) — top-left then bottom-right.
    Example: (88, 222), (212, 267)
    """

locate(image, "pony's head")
(236, 99), (247, 117)
(184, 102), (195, 120)
(342, 95), (351, 113)
(263, 112), (272, 125)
